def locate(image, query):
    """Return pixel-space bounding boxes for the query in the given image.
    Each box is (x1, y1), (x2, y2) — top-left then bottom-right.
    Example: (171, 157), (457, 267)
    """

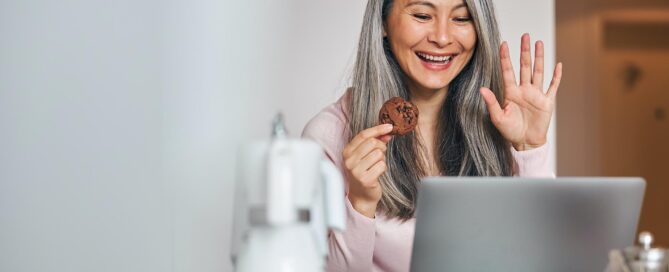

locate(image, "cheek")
(388, 17), (429, 51)
(454, 27), (477, 52)
(394, 24), (426, 49)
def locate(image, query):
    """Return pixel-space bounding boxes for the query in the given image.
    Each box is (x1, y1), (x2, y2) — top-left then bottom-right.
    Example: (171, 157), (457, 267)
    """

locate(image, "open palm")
(480, 34), (563, 151)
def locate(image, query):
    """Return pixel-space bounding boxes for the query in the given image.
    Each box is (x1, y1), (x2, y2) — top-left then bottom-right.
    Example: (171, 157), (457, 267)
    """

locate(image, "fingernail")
(383, 124), (393, 131)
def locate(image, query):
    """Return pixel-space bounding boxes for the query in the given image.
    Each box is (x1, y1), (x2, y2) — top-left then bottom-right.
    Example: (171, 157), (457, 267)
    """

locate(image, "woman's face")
(385, 0), (477, 92)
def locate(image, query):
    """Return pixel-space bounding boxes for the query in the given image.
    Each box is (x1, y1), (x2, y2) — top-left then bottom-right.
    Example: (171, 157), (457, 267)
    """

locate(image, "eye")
(412, 13), (432, 21)
(453, 17), (472, 23)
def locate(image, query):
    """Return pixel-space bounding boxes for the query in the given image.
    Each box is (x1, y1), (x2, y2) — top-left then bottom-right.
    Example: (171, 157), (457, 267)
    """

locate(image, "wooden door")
(598, 19), (669, 245)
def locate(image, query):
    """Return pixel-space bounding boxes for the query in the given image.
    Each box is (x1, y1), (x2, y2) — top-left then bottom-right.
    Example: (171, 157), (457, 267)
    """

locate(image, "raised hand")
(480, 33), (563, 151)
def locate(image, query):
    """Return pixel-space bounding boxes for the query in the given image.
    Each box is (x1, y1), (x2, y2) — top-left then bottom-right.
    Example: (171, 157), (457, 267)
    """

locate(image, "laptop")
(410, 177), (645, 272)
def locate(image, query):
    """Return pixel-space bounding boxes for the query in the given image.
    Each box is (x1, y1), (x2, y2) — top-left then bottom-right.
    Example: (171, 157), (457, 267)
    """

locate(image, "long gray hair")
(348, 0), (514, 220)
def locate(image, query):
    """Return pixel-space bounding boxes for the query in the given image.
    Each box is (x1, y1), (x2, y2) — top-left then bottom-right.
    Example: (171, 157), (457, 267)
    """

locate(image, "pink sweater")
(301, 92), (553, 272)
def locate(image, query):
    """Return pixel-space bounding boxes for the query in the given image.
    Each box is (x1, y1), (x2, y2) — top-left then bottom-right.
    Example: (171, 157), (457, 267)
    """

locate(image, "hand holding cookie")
(343, 124), (393, 218)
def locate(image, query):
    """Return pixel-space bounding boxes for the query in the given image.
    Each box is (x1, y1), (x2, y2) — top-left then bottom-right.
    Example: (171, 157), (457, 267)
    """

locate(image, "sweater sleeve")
(301, 102), (377, 272)
(510, 143), (555, 178)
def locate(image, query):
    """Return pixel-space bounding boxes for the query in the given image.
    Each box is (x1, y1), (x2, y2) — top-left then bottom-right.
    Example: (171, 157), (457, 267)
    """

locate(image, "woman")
(302, 0), (562, 271)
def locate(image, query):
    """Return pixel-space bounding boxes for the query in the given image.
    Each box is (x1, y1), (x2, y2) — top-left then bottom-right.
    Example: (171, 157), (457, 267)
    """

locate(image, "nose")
(427, 20), (453, 48)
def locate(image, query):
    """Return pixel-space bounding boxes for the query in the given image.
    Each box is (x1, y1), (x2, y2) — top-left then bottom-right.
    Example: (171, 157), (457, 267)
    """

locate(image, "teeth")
(418, 52), (452, 62)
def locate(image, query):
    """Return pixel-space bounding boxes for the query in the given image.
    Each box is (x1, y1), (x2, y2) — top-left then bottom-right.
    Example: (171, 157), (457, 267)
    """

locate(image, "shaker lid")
(638, 232), (666, 262)
(624, 231), (667, 263)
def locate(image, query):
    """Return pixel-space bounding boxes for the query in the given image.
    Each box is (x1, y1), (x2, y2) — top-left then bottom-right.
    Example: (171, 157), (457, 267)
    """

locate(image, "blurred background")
(0, 0), (665, 271)
(556, 0), (669, 248)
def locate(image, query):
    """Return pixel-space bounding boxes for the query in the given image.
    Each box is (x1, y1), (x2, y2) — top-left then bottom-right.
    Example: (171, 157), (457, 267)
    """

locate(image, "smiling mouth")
(416, 52), (455, 64)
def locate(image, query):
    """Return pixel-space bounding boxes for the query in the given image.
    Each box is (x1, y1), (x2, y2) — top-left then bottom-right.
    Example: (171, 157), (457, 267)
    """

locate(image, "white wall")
(256, 0), (367, 137)
(162, 1), (258, 271)
(0, 0), (169, 271)
(0, 0), (366, 271)
(0, 1), (555, 272)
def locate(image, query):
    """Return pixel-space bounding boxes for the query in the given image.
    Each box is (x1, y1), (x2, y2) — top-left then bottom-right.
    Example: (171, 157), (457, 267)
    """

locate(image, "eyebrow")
(405, 1), (435, 9)
(453, 3), (467, 10)
(405, 1), (468, 11)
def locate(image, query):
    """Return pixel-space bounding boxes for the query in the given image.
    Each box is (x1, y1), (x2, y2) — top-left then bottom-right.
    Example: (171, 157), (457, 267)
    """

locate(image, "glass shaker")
(617, 231), (669, 272)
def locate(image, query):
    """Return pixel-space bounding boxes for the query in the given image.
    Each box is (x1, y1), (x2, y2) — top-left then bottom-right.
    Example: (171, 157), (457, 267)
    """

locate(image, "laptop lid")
(410, 177), (645, 272)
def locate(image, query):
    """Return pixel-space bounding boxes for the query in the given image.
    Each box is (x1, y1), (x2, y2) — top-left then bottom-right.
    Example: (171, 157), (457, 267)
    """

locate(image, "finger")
(345, 137), (386, 170)
(480, 87), (505, 124)
(344, 124), (393, 157)
(379, 134), (393, 143)
(500, 42), (518, 89)
(519, 33), (532, 85)
(546, 62), (563, 99)
(352, 149), (385, 181)
(359, 161), (387, 186)
(350, 137), (386, 162)
(532, 40), (544, 88)
(360, 148), (386, 172)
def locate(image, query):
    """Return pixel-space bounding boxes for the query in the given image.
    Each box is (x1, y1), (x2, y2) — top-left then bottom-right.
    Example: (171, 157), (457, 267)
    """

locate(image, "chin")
(416, 78), (451, 91)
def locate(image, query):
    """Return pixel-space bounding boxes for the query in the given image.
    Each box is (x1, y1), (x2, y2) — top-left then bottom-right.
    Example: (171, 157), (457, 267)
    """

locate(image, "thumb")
(480, 87), (504, 124)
